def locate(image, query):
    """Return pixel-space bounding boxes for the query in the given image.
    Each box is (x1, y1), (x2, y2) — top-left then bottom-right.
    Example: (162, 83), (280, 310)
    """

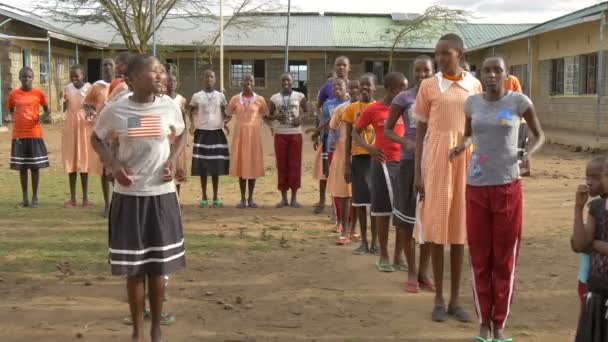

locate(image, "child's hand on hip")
(575, 184), (590, 209)
(111, 160), (133, 187)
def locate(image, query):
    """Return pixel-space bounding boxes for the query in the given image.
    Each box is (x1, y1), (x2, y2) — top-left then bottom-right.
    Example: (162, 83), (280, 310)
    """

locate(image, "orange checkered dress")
(414, 72), (482, 245)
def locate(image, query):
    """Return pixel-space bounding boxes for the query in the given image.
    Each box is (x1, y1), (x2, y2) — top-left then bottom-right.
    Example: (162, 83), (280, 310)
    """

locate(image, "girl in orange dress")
(414, 34), (483, 323)
(83, 58), (115, 217)
(227, 74), (269, 208)
(62, 65), (100, 207)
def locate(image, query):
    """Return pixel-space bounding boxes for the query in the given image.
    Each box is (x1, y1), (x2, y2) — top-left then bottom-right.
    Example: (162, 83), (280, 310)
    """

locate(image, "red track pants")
(466, 180), (522, 329)
(274, 134), (303, 192)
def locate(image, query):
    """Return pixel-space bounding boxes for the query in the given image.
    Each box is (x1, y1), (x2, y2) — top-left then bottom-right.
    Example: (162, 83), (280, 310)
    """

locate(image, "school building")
(3, 2), (608, 138)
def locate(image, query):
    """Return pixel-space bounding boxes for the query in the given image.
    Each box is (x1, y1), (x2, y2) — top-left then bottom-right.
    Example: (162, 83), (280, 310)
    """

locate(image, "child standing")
(268, 73), (309, 208)
(227, 74), (268, 208)
(450, 55), (544, 341)
(165, 70), (188, 195)
(329, 80), (359, 244)
(62, 65), (100, 207)
(83, 58), (116, 217)
(355, 72), (406, 272)
(573, 156), (608, 342)
(108, 52), (131, 102)
(92, 54), (186, 342)
(385, 55), (434, 292)
(8, 67), (51, 208)
(343, 74), (378, 255)
(414, 33), (482, 322)
(190, 70), (229, 207)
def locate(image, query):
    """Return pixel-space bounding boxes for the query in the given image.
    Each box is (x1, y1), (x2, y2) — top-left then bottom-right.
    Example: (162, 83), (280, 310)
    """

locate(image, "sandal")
(393, 263), (408, 272)
(493, 339), (512, 342)
(199, 199), (209, 208)
(64, 201), (77, 208)
(404, 280), (420, 293)
(432, 305), (448, 322)
(212, 199), (223, 208)
(336, 236), (350, 245)
(376, 260), (395, 273)
(334, 225), (343, 234)
(236, 201), (246, 209)
(473, 337), (493, 342)
(349, 233), (360, 241)
(82, 201), (94, 208)
(123, 312), (175, 326)
(448, 305), (471, 323)
(419, 279), (436, 292)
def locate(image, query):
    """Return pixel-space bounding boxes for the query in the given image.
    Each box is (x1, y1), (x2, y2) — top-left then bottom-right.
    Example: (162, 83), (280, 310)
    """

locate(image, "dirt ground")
(0, 123), (591, 341)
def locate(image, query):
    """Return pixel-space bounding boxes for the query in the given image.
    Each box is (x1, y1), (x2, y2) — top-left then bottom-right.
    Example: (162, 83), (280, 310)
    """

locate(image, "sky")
(0, 0), (603, 24)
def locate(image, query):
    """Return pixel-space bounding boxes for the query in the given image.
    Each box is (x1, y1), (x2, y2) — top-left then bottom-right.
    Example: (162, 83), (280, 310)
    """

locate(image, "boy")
(355, 72), (407, 272)
(343, 74), (378, 255)
(268, 73), (309, 208)
(189, 70), (229, 208)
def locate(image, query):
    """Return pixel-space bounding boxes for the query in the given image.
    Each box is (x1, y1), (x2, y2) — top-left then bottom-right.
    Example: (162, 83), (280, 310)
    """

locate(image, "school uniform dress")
(172, 94), (189, 184)
(83, 80), (113, 176)
(322, 98), (349, 177)
(391, 90), (417, 227)
(190, 90), (229, 177)
(342, 101), (375, 207)
(62, 82), (102, 175)
(414, 72), (482, 245)
(94, 95), (186, 276)
(270, 91), (305, 192)
(228, 93), (268, 180)
(8, 88), (50, 171)
(327, 102), (351, 198)
(576, 198), (608, 342)
(464, 91), (532, 330)
(355, 101), (404, 217)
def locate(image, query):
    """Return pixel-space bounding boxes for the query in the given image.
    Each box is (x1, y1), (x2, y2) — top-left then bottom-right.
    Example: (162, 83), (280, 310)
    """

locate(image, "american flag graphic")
(127, 116), (162, 138)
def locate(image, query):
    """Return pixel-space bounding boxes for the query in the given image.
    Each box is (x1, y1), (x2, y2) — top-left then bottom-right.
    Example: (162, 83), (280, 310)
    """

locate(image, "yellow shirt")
(342, 101), (375, 155)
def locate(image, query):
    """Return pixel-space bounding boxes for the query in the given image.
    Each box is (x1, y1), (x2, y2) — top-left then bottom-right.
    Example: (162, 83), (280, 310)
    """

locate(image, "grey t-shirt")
(464, 91), (532, 186)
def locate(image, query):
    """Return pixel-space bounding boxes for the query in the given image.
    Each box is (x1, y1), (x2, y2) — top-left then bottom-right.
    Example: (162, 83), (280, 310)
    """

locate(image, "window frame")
(550, 58), (564, 96)
(364, 60), (390, 84)
(230, 59), (266, 88)
(580, 53), (598, 95)
(39, 51), (50, 85)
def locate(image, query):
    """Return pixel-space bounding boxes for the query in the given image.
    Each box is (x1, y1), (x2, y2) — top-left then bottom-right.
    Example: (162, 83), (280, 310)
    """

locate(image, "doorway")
(87, 58), (101, 82)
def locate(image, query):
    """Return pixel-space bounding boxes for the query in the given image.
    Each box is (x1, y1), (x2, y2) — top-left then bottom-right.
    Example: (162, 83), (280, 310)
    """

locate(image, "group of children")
(5, 31), (606, 342)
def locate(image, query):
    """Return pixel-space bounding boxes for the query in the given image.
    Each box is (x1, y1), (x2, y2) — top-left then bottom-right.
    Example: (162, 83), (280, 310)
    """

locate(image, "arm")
(572, 186), (596, 253)
(414, 121), (428, 198)
(344, 122), (353, 183)
(522, 104), (545, 155)
(384, 103), (412, 150)
(449, 117), (473, 160)
(91, 132), (132, 186)
(267, 101), (277, 120)
(592, 240), (608, 256)
(188, 105), (197, 134)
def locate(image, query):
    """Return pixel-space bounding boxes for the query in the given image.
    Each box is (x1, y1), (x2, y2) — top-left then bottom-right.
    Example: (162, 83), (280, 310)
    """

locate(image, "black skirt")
(191, 129), (230, 176)
(10, 138), (50, 170)
(108, 192), (186, 276)
(576, 290), (608, 342)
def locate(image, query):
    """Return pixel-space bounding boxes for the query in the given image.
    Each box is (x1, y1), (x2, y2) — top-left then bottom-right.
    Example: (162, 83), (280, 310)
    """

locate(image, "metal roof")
(457, 23), (536, 48)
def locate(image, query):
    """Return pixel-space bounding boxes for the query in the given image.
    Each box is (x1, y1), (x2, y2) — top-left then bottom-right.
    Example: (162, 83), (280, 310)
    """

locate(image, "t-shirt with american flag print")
(94, 94), (185, 196)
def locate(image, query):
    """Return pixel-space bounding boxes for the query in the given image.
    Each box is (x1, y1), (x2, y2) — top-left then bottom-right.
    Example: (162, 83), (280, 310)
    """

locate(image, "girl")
(450, 55), (544, 342)
(414, 33), (482, 322)
(189, 69), (229, 208)
(108, 52), (131, 102)
(62, 65), (99, 207)
(8, 67), (51, 208)
(83, 58), (116, 217)
(164, 70), (188, 195)
(268, 73), (309, 208)
(328, 80), (359, 245)
(385, 55), (434, 292)
(91, 54), (186, 342)
(227, 74), (268, 208)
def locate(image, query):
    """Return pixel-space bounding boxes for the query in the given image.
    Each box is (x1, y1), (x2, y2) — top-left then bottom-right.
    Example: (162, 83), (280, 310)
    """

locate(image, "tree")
(36, 0), (282, 53)
(385, 6), (470, 70)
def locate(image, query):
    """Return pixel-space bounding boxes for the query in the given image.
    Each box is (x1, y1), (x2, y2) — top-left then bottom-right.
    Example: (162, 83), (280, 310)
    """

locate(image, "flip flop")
(212, 199), (223, 208)
(276, 202), (288, 208)
(313, 203), (325, 214)
(352, 244), (369, 255)
(82, 201), (94, 208)
(393, 263), (408, 272)
(419, 279), (436, 292)
(64, 201), (77, 208)
(123, 312), (175, 326)
(30, 201), (38, 209)
(473, 337), (493, 342)
(404, 280), (420, 293)
(432, 305), (448, 322)
(236, 201), (246, 209)
(290, 202), (301, 208)
(336, 236), (350, 245)
(370, 245), (380, 256)
(333, 225), (343, 234)
(199, 199), (209, 208)
(493, 339), (513, 342)
(376, 260), (395, 273)
(349, 233), (360, 241)
(448, 305), (472, 323)
(248, 201), (258, 209)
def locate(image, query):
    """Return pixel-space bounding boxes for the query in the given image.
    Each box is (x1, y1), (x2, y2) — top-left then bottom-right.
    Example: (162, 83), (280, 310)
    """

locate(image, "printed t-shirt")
(190, 90), (227, 130)
(8, 88), (48, 139)
(464, 91), (532, 186)
(269, 91), (306, 135)
(94, 95), (185, 196)
(355, 101), (404, 162)
(392, 90), (417, 160)
(342, 101), (375, 155)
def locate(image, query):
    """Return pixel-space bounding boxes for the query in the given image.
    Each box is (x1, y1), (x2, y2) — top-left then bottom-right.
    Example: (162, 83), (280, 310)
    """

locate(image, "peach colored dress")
(327, 102), (351, 198)
(312, 148), (326, 180)
(62, 83), (102, 175)
(414, 72), (482, 245)
(172, 94), (189, 184)
(228, 93), (268, 179)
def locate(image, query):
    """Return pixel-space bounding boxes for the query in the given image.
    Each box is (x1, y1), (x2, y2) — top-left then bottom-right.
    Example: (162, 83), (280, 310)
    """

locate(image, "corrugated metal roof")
(457, 23), (535, 48)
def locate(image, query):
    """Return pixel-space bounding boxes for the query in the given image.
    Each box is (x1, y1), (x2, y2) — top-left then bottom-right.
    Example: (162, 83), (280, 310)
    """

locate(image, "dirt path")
(0, 125), (589, 341)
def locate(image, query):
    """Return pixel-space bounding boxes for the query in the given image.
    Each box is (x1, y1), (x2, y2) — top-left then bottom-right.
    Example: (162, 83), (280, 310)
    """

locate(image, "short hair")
(115, 52), (131, 66)
(281, 72), (293, 80)
(335, 56), (350, 65)
(126, 54), (158, 79)
(333, 78), (347, 87)
(69, 64), (83, 73)
(384, 71), (406, 89)
(413, 55), (434, 72)
(19, 66), (33, 77)
(438, 33), (465, 52)
(203, 69), (215, 77)
(360, 72), (377, 85)
(348, 80), (360, 88)
(482, 53), (511, 73)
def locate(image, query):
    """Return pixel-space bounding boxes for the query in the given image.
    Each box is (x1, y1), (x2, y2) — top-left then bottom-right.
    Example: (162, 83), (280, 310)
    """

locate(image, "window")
(364, 60), (390, 83)
(68, 56), (77, 67)
(39, 51), (49, 85)
(22, 49), (30, 67)
(581, 53), (598, 95)
(56, 59), (65, 78)
(551, 58), (564, 95)
(289, 60), (308, 95)
(230, 59), (266, 87)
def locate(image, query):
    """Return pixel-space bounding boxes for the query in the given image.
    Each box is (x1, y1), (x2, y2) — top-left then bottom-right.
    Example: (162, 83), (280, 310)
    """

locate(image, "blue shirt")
(579, 254), (590, 283)
(391, 90), (417, 160)
(322, 98), (349, 152)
